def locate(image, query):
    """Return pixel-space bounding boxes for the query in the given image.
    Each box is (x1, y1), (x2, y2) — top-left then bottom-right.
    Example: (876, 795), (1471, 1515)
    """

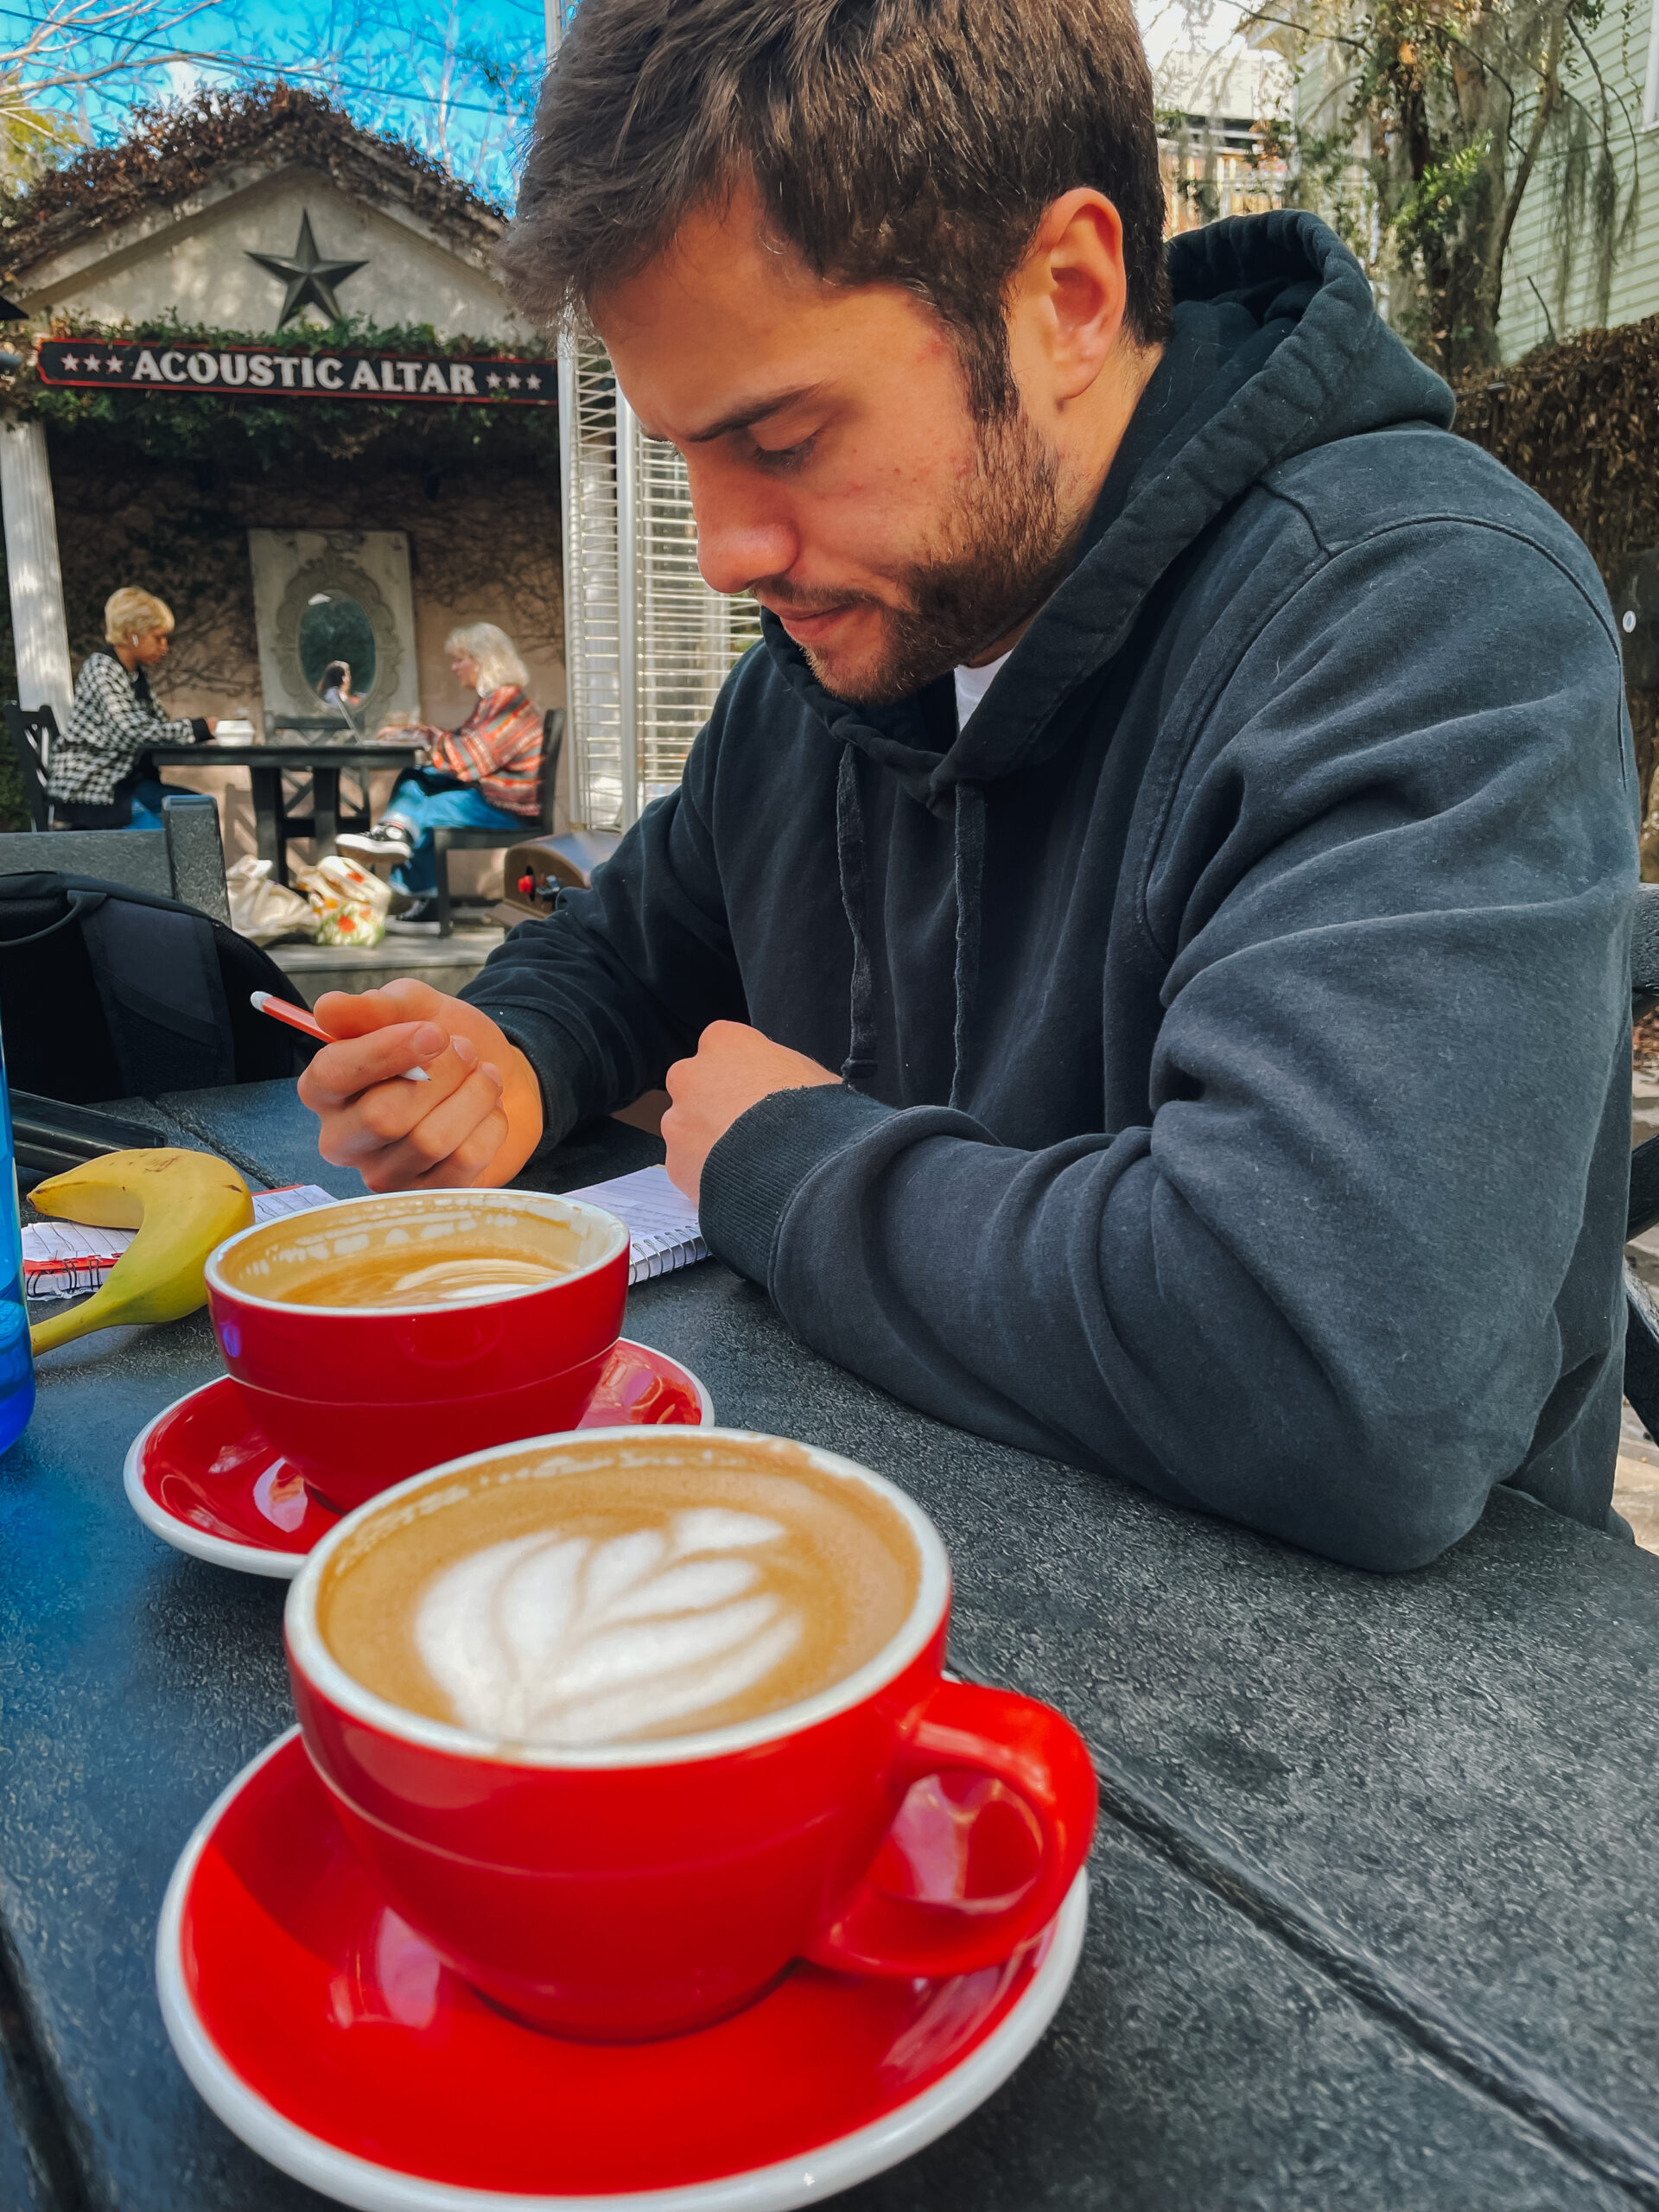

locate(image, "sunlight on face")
(594, 192), (1075, 705)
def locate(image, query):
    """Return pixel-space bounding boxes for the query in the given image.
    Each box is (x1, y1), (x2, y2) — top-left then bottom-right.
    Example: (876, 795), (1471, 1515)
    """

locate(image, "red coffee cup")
(206, 1190), (629, 1513)
(284, 1428), (1098, 2043)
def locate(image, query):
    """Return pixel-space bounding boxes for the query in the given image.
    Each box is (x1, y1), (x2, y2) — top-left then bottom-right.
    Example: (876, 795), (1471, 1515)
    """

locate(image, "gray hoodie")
(467, 213), (1637, 1572)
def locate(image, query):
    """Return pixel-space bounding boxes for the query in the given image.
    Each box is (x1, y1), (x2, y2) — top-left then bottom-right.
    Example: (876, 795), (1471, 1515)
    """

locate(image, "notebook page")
(23, 1184), (338, 1298)
(565, 1164), (707, 1285)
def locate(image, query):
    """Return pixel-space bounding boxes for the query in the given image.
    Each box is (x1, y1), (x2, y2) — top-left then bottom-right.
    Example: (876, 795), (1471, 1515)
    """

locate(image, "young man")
(300, 0), (1636, 1573)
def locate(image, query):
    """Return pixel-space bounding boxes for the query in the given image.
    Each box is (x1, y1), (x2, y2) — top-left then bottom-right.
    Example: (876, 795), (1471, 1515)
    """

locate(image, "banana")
(27, 1148), (254, 1356)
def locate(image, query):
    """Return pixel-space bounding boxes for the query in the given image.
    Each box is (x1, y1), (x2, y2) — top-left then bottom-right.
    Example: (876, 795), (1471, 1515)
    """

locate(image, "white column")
(614, 391), (641, 830)
(0, 415), (72, 728)
(545, 0), (564, 57)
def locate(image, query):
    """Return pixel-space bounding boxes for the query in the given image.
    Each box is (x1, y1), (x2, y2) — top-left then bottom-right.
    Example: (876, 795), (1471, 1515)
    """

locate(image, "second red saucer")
(123, 1342), (715, 1579)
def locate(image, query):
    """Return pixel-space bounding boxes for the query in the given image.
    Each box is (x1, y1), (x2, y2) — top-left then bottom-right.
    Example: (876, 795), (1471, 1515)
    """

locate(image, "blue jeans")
(383, 775), (527, 896)
(127, 779), (170, 832)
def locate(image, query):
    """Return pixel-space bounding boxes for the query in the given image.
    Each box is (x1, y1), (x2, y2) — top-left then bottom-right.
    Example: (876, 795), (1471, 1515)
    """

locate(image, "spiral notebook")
(567, 1165), (708, 1284)
(22, 1166), (705, 1298)
(22, 1184), (337, 1299)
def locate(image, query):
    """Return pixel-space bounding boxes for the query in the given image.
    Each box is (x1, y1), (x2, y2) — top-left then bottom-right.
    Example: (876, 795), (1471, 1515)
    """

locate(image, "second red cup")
(205, 1188), (630, 1512)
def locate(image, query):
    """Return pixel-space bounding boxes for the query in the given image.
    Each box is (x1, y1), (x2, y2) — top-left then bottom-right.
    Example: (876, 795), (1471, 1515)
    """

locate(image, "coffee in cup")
(286, 1428), (1098, 2041)
(316, 1438), (919, 1747)
(256, 1245), (569, 1309)
(206, 1191), (630, 1513)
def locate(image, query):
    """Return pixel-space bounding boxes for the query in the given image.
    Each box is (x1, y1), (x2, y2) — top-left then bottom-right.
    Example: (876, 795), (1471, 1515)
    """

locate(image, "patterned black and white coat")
(47, 649), (206, 807)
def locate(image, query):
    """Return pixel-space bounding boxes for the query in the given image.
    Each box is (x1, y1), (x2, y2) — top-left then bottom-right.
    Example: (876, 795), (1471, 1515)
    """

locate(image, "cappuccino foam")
(270, 1248), (565, 1309)
(316, 1440), (919, 1747)
(215, 1192), (603, 1311)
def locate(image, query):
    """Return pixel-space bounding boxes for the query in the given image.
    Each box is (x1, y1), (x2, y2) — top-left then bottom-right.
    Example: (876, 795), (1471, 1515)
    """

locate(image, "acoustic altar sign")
(36, 338), (555, 404)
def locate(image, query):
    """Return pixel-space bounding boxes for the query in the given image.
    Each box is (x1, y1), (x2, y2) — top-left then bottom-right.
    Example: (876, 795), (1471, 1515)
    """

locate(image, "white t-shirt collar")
(954, 648), (1014, 731)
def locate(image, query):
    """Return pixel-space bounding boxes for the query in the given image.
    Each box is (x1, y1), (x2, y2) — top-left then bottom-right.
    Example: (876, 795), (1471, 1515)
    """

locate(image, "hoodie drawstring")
(950, 781), (986, 1110)
(835, 740), (985, 1108)
(836, 743), (879, 1086)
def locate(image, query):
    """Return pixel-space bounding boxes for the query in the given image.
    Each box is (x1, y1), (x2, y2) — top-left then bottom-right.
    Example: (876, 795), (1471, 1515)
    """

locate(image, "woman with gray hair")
(340, 622), (544, 932)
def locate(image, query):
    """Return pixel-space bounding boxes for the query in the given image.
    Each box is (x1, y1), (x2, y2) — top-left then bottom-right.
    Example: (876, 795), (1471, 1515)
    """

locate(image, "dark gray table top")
(4, 1079), (1658, 2211)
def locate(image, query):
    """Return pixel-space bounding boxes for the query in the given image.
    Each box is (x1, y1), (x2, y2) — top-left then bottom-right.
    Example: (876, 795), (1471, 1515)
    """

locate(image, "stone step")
(268, 925), (505, 1007)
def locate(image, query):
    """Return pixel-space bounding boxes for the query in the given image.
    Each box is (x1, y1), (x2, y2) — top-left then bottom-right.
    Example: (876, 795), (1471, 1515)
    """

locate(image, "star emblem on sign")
(62, 353), (78, 370)
(105, 356), (123, 372)
(246, 210), (367, 327)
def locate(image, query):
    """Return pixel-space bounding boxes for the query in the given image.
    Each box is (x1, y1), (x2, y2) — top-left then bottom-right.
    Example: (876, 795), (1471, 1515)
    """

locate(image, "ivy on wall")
(0, 84), (506, 260)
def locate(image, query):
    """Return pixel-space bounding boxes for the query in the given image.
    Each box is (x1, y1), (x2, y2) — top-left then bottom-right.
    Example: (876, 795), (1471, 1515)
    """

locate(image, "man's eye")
(751, 435), (817, 473)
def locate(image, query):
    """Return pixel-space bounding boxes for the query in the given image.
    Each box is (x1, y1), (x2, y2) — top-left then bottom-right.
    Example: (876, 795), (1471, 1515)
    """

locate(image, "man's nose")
(687, 468), (797, 598)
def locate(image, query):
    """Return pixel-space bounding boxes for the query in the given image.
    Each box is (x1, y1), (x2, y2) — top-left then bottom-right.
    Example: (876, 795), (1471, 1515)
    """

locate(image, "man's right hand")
(297, 980), (544, 1190)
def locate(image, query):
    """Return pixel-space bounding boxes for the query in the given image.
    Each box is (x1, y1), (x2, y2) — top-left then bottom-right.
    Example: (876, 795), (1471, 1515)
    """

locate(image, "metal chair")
(0, 792), (231, 924)
(3, 704), (59, 832)
(429, 709), (565, 938)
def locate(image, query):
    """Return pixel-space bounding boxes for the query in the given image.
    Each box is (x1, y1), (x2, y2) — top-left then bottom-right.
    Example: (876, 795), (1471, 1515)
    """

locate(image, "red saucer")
(158, 1730), (1086, 2210)
(124, 1343), (715, 1579)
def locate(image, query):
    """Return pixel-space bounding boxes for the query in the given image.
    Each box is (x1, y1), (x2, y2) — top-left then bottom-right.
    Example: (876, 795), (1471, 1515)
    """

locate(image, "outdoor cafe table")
(5, 1078), (1659, 2211)
(147, 740), (424, 883)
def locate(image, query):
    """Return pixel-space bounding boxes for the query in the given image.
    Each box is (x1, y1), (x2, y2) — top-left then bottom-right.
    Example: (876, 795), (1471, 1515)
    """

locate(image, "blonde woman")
(48, 588), (216, 829)
(340, 622), (543, 933)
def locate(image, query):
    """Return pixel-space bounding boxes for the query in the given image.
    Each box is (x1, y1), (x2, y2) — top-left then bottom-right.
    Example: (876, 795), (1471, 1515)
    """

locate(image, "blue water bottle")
(0, 1020), (35, 1452)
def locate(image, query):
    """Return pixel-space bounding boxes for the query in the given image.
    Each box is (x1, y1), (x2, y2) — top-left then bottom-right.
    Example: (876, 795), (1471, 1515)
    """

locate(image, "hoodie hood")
(759, 212), (1456, 1103)
(761, 212), (1454, 805)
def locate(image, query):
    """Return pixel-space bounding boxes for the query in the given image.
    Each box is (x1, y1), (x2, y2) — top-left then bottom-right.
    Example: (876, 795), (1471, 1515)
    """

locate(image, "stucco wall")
(21, 168), (526, 344)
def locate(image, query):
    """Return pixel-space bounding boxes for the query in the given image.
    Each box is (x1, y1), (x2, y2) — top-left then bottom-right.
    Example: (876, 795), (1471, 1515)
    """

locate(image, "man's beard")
(756, 404), (1075, 709)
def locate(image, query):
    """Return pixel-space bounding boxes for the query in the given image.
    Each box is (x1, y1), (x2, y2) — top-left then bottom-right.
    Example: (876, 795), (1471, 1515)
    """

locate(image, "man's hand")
(663, 1021), (840, 1206)
(297, 980), (544, 1190)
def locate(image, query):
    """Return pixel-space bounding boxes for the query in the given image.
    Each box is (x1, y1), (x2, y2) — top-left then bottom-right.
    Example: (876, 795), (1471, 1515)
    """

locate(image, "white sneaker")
(338, 823), (413, 863)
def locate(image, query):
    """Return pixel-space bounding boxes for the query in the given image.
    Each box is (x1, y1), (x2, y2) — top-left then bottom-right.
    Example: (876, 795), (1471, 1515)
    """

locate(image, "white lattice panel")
(560, 338), (761, 830)
(632, 423), (762, 804)
(560, 339), (626, 830)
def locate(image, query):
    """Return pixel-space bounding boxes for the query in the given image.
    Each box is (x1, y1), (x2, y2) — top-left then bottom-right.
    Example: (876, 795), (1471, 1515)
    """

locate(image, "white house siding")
(1496, 0), (1659, 359)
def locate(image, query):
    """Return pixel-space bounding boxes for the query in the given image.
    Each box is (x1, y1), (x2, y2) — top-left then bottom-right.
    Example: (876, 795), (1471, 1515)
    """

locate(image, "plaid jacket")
(421, 686), (543, 817)
(48, 651), (202, 805)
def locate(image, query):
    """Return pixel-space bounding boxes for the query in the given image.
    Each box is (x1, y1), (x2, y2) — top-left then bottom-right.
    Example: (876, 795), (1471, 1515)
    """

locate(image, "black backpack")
(0, 871), (316, 1103)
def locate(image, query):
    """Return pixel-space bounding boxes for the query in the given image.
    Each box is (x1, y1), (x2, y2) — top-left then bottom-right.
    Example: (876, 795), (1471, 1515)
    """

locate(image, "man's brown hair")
(500, 0), (1173, 423)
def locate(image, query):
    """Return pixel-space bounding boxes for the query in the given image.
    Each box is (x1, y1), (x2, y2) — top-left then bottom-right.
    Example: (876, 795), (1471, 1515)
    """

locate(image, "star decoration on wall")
(246, 211), (368, 327)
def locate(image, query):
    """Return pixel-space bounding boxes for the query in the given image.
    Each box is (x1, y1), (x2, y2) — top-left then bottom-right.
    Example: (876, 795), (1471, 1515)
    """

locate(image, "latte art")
(316, 1439), (921, 1747)
(416, 1510), (802, 1744)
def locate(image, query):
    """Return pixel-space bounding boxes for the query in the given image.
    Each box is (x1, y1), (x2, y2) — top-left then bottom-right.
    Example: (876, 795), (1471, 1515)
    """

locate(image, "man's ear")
(1008, 188), (1130, 410)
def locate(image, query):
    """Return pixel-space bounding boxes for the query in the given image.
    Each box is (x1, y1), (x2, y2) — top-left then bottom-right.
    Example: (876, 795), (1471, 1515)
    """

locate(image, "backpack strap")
(0, 877), (108, 948)
(79, 896), (235, 1096)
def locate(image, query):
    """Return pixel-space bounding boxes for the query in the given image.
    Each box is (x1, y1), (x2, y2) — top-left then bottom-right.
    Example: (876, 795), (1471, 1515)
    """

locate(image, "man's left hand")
(663, 1020), (841, 1206)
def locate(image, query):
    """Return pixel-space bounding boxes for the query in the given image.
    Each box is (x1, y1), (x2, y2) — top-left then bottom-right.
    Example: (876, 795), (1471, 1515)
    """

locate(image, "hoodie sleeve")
(460, 724), (747, 1143)
(698, 517), (1637, 1573)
